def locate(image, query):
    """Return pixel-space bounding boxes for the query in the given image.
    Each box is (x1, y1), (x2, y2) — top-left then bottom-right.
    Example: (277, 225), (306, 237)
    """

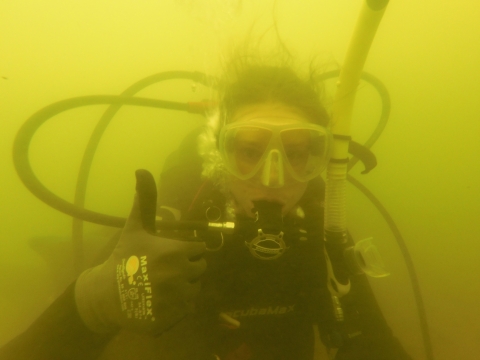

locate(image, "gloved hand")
(75, 170), (206, 335)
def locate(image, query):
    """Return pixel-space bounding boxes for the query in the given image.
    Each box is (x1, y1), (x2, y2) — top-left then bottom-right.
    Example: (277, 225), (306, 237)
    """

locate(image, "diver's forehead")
(231, 103), (310, 124)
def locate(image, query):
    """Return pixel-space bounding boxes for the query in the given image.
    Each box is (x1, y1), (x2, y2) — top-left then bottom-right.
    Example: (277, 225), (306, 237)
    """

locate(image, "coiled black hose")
(70, 71), (215, 271)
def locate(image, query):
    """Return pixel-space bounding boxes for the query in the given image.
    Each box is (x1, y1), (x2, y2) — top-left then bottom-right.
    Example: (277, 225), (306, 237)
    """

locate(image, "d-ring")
(206, 232), (224, 252)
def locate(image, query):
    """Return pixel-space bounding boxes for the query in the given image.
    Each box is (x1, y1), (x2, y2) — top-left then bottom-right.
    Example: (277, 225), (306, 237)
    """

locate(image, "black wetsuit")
(0, 128), (411, 360)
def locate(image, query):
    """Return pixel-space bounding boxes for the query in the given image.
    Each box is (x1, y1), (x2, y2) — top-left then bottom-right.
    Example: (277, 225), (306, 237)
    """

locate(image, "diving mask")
(218, 118), (332, 187)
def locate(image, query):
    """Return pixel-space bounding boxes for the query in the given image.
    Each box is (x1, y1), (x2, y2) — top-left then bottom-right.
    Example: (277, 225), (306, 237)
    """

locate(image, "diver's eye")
(285, 147), (309, 166)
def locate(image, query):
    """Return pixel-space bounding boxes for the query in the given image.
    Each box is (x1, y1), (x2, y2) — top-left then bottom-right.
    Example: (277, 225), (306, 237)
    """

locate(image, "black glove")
(75, 170), (206, 335)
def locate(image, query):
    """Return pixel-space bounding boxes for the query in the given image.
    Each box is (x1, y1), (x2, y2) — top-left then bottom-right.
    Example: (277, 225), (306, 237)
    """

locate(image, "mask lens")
(280, 128), (329, 180)
(224, 127), (272, 178)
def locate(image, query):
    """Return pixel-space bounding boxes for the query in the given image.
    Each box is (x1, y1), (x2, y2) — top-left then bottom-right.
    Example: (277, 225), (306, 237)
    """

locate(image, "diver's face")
(226, 103), (311, 218)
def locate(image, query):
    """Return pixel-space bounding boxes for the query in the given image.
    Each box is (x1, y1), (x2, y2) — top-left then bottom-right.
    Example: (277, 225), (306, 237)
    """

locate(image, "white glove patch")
(116, 255), (155, 322)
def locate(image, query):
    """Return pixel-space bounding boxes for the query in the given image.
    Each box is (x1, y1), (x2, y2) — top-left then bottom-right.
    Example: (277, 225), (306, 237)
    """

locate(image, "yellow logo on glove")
(126, 255), (140, 285)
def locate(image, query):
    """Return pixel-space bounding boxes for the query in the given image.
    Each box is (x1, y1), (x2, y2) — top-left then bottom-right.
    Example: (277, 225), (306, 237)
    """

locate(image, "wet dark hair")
(219, 64), (330, 127)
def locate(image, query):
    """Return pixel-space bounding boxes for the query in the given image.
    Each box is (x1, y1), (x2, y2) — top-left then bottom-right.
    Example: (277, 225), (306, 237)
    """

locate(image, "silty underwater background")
(0, 0), (479, 359)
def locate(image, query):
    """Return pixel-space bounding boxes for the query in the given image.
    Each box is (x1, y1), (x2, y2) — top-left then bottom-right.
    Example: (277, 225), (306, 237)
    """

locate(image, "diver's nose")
(261, 149), (284, 188)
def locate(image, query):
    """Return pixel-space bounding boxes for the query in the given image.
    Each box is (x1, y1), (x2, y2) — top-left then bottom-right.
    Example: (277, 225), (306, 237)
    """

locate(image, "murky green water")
(1, 1), (479, 359)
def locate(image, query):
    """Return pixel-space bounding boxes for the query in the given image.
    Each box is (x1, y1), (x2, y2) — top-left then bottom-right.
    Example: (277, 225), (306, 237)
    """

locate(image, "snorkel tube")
(324, 0), (389, 297)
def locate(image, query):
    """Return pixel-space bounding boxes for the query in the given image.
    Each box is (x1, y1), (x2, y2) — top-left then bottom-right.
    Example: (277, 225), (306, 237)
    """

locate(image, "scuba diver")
(0, 56), (413, 360)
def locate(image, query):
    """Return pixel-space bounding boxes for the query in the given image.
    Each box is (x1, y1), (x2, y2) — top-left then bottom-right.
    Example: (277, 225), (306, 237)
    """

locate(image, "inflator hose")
(325, 0), (389, 236)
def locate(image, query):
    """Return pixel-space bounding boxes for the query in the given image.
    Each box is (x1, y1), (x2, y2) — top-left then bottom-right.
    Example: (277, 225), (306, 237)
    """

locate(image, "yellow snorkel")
(324, 0), (390, 298)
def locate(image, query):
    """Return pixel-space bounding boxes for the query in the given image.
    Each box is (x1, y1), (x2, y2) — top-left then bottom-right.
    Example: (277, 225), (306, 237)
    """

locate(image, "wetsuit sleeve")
(0, 282), (113, 360)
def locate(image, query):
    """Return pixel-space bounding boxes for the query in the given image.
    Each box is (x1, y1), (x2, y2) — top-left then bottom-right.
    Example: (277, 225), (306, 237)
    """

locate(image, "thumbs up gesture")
(75, 170), (206, 335)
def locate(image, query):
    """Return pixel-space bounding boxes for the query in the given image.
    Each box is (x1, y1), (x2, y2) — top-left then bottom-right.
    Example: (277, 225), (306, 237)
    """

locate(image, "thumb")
(123, 194), (144, 232)
(124, 169), (157, 233)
